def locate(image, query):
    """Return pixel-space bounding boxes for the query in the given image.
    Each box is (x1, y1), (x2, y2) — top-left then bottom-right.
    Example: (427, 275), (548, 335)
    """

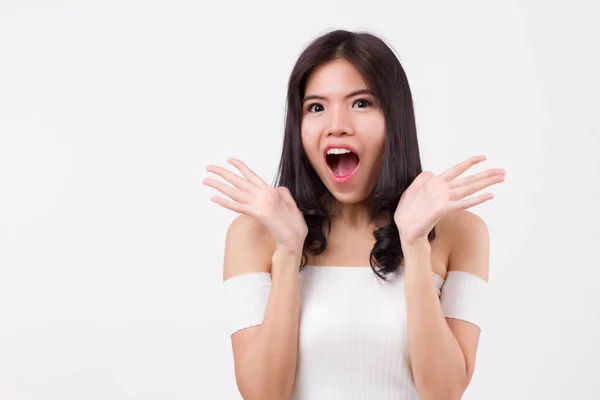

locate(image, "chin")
(326, 188), (371, 205)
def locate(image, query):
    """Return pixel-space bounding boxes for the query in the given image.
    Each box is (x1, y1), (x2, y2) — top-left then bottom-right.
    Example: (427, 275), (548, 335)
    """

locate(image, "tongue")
(336, 153), (359, 176)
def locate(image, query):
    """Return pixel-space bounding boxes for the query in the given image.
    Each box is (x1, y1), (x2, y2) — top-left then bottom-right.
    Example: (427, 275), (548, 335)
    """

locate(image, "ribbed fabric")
(440, 270), (488, 330)
(222, 266), (487, 399)
(222, 271), (271, 336)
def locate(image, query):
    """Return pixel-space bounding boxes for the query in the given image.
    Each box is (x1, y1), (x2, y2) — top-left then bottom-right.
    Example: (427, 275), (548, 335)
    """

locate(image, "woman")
(203, 29), (505, 399)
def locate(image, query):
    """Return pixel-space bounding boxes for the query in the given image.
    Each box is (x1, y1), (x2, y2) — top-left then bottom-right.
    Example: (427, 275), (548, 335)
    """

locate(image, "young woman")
(203, 29), (505, 400)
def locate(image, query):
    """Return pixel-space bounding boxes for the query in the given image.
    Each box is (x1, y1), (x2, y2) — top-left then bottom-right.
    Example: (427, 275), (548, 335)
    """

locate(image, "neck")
(325, 194), (382, 230)
(335, 204), (370, 228)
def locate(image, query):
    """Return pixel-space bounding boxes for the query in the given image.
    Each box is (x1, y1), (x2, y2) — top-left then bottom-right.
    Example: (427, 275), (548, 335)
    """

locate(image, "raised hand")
(394, 155), (505, 246)
(203, 158), (308, 255)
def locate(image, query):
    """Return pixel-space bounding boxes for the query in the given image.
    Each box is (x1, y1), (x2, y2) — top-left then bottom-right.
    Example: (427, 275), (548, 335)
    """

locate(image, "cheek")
(301, 123), (322, 161)
(301, 118), (320, 139)
(358, 115), (386, 148)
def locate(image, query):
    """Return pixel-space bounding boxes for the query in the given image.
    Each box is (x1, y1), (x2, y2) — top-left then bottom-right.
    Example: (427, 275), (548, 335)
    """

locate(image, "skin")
(397, 158), (504, 399)
(301, 58), (385, 230)
(203, 57), (506, 399)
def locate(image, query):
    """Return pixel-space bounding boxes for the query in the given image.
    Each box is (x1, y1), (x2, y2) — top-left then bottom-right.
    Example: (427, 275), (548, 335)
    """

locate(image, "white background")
(1, 1), (598, 399)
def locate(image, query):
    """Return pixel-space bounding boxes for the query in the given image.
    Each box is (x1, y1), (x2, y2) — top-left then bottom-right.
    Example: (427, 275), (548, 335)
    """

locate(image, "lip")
(323, 144), (361, 184)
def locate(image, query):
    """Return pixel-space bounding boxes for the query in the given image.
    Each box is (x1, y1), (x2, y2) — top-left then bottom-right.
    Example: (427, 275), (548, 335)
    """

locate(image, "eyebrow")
(302, 89), (375, 104)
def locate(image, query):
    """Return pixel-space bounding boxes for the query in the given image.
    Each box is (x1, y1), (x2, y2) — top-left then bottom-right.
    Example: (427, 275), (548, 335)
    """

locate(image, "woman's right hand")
(203, 158), (308, 256)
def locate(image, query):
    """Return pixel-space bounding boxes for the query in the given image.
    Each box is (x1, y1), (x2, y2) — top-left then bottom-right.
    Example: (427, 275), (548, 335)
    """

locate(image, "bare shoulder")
(223, 214), (277, 281)
(440, 209), (489, 238)
(438, 210), (490, 281)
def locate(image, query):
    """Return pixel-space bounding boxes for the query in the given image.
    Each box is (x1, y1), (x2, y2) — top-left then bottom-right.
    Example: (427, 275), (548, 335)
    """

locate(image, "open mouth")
(325, 149), (360, 178)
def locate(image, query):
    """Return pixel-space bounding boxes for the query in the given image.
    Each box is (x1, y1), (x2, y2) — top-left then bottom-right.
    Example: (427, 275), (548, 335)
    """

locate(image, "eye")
(307, 103), (324, 113)
(353, 98), (372, 108)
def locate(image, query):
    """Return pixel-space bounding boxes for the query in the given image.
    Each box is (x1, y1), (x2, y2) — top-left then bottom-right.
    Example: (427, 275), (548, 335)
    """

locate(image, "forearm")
(238, 250), (300, 400)
(403, 240), (467, 399)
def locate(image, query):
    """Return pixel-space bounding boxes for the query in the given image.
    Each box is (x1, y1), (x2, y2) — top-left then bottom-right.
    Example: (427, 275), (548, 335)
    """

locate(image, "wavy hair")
(273, 29), (436, 280)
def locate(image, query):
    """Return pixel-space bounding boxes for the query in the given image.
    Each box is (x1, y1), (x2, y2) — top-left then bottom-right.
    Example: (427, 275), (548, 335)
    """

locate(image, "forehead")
(304, 58), (368, 95)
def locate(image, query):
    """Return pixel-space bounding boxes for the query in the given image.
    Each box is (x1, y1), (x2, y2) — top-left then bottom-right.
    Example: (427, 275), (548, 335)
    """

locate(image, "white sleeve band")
(439, 271), (488, 330)
(222, 272), (272, 336)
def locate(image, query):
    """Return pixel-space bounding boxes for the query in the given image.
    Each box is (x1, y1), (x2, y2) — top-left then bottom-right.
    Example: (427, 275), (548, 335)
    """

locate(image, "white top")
(222, 265), (487, 400)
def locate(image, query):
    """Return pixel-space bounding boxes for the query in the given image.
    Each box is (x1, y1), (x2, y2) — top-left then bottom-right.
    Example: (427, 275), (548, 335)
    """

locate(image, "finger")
(210, 195), (254, 215)
(206, 164), (255, 193)
(449, 193), (494, 211)
(227, 158), (269, 187)
(203, 177), (252, 204)
(450, 174), (504, 201)
(440, 155), (487, 182)
(448, 168), (505, 190)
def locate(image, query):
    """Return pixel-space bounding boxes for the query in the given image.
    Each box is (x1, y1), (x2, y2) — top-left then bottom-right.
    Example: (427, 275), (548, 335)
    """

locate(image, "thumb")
(277, 186), (298, 208)
(409, 171), (434, 192)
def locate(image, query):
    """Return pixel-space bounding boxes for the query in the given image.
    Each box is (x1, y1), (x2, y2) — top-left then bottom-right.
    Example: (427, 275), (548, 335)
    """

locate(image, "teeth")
(326, 148), (352, 155)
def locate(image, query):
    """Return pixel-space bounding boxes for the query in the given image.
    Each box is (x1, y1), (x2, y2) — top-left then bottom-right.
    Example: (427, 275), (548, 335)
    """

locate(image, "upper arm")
(222, 214), (276, 379)
(444, 210), (490, 384)
(223, 214), (276, 279)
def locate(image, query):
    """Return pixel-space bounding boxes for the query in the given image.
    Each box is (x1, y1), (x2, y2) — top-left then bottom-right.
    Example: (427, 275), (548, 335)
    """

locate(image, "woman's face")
(301, 58), (386, 205)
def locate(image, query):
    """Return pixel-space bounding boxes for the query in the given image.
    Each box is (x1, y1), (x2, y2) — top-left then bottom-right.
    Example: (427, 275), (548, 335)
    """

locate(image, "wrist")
(274, 244), (303, 258)
(400, 236), (431, 255)
(401, 237), (432, 274)
(272, 246), (303, 267)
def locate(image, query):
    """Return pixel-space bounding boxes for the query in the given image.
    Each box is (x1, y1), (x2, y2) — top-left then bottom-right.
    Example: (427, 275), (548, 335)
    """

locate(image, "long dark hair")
(273, 29), (436, 280)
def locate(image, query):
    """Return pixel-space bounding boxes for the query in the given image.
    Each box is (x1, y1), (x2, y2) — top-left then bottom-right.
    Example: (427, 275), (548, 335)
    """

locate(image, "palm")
(395, 175), (450, 243)
(394, 155), (505, 245)
(203, 158), (308, 252)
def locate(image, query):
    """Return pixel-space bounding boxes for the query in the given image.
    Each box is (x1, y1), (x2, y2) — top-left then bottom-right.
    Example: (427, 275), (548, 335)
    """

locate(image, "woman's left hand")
(394, 155), (505, 247)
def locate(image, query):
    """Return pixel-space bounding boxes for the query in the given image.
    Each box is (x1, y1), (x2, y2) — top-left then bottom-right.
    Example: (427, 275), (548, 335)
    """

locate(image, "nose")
(326, 105), (353, 137)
